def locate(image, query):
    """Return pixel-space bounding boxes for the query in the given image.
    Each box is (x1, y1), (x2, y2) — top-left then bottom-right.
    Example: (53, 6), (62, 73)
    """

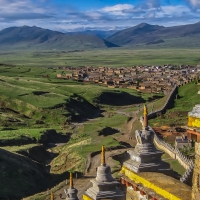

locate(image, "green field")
(150, 82), (200, 127)
(1, 48), (200, 67)
(162, 153), (185, 175)
(0, 50), (197, 199)
(0, 64), (154, 141)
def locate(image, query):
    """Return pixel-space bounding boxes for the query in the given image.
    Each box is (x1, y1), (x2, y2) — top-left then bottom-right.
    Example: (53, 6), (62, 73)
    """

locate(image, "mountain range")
(0, 26), (118, 50)
(107, 22), (200, 47)
(1, 21), (200, 50)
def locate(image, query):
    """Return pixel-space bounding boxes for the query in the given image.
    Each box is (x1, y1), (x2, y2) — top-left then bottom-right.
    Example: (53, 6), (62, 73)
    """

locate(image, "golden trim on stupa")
(143, 104), (148, 128)
(50, 191), (54, 200)
(70, 172), (73, 188)
(101, 145), (106, 165)
(144, 104), (148, 115)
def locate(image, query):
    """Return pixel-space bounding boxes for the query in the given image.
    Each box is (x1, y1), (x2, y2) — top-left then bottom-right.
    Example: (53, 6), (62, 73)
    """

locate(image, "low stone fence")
(152, 128), (194, 170)
(153, 132), (176, 158)
(180, 162), (194, 185)
(152, 128), (194, 185)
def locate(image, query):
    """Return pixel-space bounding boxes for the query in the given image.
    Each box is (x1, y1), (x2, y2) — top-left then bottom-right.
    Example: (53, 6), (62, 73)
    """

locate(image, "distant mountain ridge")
(0, 26), (119, 50)
(1, 21), (200, 50)
(106, 21), (200, 47)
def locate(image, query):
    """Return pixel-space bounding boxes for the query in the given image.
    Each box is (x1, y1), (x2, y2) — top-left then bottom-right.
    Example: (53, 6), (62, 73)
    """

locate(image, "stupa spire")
(122, 104), (172, 175)
(143, 104), (148, 128)
(83, 146), (125, 200)
(101, 145), (106, 166)
(70, 172), (73, 188)
(64, 172), (78, 200)
(50, 191), (54, 200)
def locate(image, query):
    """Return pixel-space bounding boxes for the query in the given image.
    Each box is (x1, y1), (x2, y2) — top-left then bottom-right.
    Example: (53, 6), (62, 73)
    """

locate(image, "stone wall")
(147, 80), (197, 121)
(147, 85), (178, 120)
(152, 127), (194, 185)
(152, 127), (194, 170)
(153, 132), (176, 159)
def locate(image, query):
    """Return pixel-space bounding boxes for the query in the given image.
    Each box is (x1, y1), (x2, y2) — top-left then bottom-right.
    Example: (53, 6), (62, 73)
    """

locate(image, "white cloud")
(184, 0), (200, 8)
(0, 0), (48, 15)
(160, 5), (191, 16)
(100, 4), (134, 12)
(85, 11), (103, 20)
(0, 1), (200, 32)
(189, 0), (200, 6)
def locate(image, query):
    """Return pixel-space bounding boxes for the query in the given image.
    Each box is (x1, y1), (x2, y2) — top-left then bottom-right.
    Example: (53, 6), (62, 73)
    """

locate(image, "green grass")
(0, 128), (47, 140)
(83, 113), (129, 135)
(81, 136), (121, 155)
(1, 49), (197, 199)
(0, 64), (153, 139)
(150, 82), (200, 127)
(1, 144), (39, 152)
(173, 83), (200, 111)
(1, 48), (200, 67)
(162, 153), (185, 175)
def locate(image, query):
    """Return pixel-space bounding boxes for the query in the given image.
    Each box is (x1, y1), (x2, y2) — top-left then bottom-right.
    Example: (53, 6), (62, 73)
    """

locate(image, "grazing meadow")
(1, 48), (200, 67)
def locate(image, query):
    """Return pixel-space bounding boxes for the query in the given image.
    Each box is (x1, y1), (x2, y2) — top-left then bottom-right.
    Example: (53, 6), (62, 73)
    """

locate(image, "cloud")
(184, 0), (200, 8)
(100, 4), (134, 12)
(0, 0), (199, 32)
(135, 0), (161, 10)
(45, 2), (200, 31)
(0, 13), (52, 21)
(0, 0), (53, 21)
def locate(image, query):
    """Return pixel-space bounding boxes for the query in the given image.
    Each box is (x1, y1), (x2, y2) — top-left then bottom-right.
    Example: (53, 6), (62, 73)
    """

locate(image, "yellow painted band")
(83, 194), (93, 200)
(120, 166), (181, 200)
(188, 116), (200, 128)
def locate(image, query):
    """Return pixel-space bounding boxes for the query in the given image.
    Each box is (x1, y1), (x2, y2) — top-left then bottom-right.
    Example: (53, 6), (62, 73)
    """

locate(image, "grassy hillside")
(0, 63), (148, 199)
(107, 22), (200, 47)
(150, 82), (200, 127)
(0, 62), (192, 199)
(0, 147), (49, 199)
(0, 26), (119, 50)
(0, 65), (149, 139)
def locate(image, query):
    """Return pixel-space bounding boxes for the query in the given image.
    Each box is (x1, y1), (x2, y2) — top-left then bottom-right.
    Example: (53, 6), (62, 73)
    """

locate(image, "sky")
(0, 0), (200, 32)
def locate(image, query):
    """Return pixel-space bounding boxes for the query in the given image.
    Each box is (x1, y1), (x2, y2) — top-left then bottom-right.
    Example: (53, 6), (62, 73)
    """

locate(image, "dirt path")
(53, 148), (129, 200)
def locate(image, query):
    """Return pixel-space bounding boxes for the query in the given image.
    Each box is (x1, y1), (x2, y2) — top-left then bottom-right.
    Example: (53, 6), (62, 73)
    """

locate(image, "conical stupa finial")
(101, 145), (105, 166)
(70, 172), (73, 188)
(143, 104), (148, 128)
(144, 104), (148, 115)
(50, 191), (54, 200)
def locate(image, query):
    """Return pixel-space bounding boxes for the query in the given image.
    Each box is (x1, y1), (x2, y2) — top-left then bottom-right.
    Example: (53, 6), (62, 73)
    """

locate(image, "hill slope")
(67, 30), (117, 39)
(107, 22), (200, 47)
(0, 26), (119, 50)
(0, 148), (49, 199)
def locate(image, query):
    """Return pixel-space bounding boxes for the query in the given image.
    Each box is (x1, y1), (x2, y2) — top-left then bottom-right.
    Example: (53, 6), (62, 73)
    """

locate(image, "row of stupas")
(61, 105), (193, 200)
(62, 145), (125, 200)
